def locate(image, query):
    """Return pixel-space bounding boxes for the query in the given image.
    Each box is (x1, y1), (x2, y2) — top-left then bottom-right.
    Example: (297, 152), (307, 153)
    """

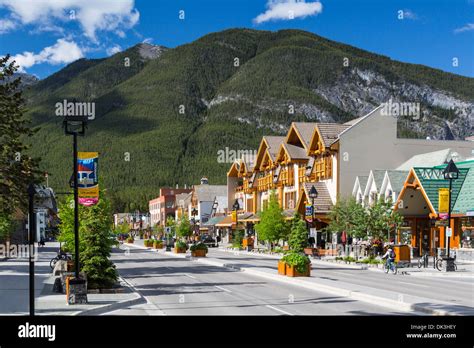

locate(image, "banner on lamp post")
(78, 152), (99, 206)
(438, 188), (449, 213)
(305, 204), (313, 223)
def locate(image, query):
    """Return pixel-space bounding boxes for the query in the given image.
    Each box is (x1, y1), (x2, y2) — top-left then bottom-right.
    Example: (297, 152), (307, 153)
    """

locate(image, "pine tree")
(288, 214), (308, 252)
(0, 55), (40, 218)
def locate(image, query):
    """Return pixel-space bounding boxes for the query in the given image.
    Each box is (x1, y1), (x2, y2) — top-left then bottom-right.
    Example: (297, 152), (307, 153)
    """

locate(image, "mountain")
(0, 72), (39, 88)
(22, 29), (474, 212)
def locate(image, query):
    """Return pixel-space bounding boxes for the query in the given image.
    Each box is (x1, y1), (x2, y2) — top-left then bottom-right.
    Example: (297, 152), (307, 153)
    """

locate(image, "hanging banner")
(438, 188), (449, 213)
(305, 204), (313, 223)
(78, 152), (99, 206)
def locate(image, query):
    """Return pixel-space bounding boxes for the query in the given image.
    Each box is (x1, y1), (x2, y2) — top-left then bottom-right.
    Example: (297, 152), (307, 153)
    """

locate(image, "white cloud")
(454, 23), (474, 33)
(0, 0), (140, 41)
(11, 38), (83, 72)
(0, 18), (15, 33)
(142, 37), (153, 44)
(254, 0), (323, 24)
(106, 44), (122, 56)
(402, 9), (418, 20)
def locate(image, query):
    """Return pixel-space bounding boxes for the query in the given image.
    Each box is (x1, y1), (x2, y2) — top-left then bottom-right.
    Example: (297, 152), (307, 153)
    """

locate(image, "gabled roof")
(352, 175), (368, 196)
(194, 185), (227, 202)
(316, 123), (351, 148)
(292, 122), (315, 149)
(384, 170), (409, 193)
(263, 136), (284, 160)
(364, 170), (386, 197)
(413, 166), (469, 214)
(282, 143), (309, 160)
(298, 182), (334, 213)
(396, 149), (463, 170)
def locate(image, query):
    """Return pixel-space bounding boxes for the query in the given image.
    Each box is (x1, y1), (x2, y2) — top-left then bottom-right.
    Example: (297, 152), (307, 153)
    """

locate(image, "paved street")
(205, 248), (474, 310)
(109, 247), (411, 315)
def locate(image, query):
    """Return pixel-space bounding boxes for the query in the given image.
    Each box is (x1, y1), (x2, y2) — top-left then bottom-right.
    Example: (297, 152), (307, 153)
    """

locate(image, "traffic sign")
(446, 227), (452, 237)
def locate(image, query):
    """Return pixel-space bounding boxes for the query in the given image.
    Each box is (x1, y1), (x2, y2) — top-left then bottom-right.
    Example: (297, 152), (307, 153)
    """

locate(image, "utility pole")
(27, 184), (36, 316)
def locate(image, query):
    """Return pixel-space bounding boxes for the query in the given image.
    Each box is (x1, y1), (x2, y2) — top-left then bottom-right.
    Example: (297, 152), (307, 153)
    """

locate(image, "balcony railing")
(257, 174), (273, 192)
(279, 168), (294, 186)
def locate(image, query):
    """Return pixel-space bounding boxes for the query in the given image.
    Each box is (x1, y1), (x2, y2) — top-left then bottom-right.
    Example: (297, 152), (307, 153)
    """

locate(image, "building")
(394, 159), (474, 260)
(148, 186), (193, 227)
(227, 105), (474, 233)
(190, 178), (227, 225)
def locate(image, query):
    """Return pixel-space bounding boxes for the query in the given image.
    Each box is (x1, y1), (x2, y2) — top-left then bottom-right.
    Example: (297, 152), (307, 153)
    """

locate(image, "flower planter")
(154, 243), (163, 249)
(278, 261), (286, 275)
(127, 240), (134, 244)
(191, 250), (207, 257)
(285, 263), (311, 277)
(174, 247), (186, 254)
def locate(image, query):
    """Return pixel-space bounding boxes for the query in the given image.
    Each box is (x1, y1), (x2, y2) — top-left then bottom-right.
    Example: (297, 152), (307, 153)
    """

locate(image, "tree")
(255, 191), (288, 248)
(58, 191), (118, 288)
(366, 198), (404, 242)
(326, 197), (368, 239)
(0, 213), (12, 242)
(288, 214), (308, 252)
(175, 216), (192, 241)
(0, 56), (40, 219)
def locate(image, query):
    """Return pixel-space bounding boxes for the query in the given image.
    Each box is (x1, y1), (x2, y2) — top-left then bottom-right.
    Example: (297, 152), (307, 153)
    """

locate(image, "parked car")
(201, 235), (217, 247)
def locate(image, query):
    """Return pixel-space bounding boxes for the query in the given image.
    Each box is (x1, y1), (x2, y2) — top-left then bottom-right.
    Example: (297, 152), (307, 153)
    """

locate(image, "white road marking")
(397, 281), (429, 288)
(185, 274), (197, 279)
(214, 285), (232, 293)
(266, 305), (294, 316)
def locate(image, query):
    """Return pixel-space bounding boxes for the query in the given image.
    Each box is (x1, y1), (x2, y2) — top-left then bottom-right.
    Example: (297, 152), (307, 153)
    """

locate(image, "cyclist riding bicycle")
(382, 246), (396, 269)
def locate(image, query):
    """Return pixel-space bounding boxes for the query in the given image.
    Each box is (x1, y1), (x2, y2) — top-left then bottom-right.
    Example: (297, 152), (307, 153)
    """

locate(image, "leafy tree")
(366, 198), (404, 242)
(288, 214), (308, 252)
(0, 213), (13, 242)
(114, 221), (130, 235)
(0, 55), (40, 218)
(255, 191), (288, 248)
(326, 197), (368, 239)
(175, 216), (192, 241)
(232, 229), (244, 249)
(58, 191), (118, 288)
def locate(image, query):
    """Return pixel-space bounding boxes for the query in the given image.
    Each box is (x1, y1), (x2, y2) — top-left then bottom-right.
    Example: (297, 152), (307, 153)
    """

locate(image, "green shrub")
(126, 236), (134, 243)
(190, 243), (208, 252)
(343, 256), (356, 263)
(175, 241), (188, 250)
(232, 230), (244, 249)
(281, 252), (310, 273)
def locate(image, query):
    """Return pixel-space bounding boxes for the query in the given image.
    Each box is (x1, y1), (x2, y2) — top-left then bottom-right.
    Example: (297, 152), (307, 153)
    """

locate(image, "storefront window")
(461, 217), (473, 249)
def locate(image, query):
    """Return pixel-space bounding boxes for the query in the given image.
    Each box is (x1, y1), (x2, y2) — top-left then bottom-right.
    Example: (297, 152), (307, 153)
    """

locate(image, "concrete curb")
(75, 277), (145, 316)
(192, 256), (463, 316)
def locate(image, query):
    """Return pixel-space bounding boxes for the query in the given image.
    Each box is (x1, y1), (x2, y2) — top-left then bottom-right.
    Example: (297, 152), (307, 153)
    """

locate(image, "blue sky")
(1, 0), (473, 78)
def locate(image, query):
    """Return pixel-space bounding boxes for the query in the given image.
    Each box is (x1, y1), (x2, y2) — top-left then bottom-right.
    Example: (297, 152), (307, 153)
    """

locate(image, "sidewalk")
(0, 242), (144, 316)
(125, 241), (474, 316)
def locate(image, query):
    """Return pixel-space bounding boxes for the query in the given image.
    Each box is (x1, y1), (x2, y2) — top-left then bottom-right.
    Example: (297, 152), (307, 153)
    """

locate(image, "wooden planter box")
(286, 263), (311, 277)
(191, 250), (207, 257)
(153, 243), (163, 249)
(278, 261), (286, 275)
(127, 240), (134, 244)
(174, 247), (186, 254)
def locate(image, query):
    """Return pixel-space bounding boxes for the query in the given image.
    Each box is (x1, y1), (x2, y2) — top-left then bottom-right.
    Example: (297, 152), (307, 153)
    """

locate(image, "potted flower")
(153, 240), (163, 249)
(126, 236), (134, 244)
(190, 243), (208, 257)
(174, 241), (188, 253)
(144, 239), (151, 247)
(282, 252), (311, 277)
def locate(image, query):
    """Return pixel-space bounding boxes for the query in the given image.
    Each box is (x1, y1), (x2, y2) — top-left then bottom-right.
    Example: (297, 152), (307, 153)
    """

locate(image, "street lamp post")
(443, 159), (459, 263)
(191, 207), (198, 243)
(233, 199), (240, 242)
(309, 185), (318, 246)
(63, 115), (88, 303)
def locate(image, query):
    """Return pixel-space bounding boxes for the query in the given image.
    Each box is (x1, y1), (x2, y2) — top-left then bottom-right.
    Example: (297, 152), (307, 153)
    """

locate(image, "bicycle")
(384, 259), (398, 274)
(50, 252), (72, 270)
(418, 253), (429, 268)
(435, 255), (457, 271)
